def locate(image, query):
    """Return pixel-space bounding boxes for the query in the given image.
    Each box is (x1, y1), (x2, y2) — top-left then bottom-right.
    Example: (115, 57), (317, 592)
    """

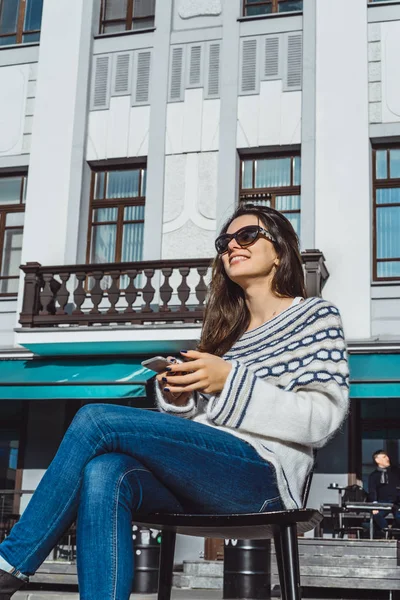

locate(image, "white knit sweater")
(155, 297), (349, 510)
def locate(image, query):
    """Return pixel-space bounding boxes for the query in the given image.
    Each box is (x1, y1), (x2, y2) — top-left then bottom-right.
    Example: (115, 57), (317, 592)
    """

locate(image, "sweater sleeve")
(206, 309), (349, 448)
(154, 378), (198, 419)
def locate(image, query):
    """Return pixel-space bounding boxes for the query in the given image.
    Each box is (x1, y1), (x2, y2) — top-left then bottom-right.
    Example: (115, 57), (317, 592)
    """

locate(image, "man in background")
(369, 449), (400, 535)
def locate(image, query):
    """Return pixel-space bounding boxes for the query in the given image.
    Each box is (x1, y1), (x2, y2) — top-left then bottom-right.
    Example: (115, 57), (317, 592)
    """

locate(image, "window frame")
(372, 145), (400, 282)
(0, 0), (42, 46)
(242, 0), (303, 17)
(239, 152), (301, 227)
(0, 173), (26, 298)
(86, 165), (146, 265)
(99, 0), (155, 35)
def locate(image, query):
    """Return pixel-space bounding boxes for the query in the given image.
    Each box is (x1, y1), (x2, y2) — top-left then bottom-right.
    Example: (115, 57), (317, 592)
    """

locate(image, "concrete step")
(183, 560), (224, 577)
(173, 574), (223, 590)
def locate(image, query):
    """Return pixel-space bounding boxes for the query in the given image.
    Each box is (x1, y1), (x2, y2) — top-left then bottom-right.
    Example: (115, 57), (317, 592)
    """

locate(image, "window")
(99, 0), (155, 34)
(0, 174), (26, 296)
(373, 147), (400, 280)
(239, 153), (301, 236)
(87, 166), (146, 266)
(243, 0), (303, 17)
(358, 398), (400, 489)
(0, 0), (43, 46)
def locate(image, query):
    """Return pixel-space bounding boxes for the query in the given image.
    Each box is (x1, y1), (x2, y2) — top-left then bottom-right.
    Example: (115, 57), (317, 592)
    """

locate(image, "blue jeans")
(373, 507), (400, 531)
(0, 404), (282, 600)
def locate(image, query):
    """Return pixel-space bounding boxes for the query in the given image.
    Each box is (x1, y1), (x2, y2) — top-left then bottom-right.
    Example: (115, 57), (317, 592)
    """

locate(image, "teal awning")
(0, 358), (155, 400)
(349, 354), (400, 399)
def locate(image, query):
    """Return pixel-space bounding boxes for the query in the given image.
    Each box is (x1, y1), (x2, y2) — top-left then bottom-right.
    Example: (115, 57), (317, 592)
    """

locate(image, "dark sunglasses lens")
(236, 227), (259, 246)
(215, 235), (230, 254)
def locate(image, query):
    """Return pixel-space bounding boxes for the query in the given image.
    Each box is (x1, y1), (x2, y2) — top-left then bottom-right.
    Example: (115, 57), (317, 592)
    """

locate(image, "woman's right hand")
(156, 357), (192, 407)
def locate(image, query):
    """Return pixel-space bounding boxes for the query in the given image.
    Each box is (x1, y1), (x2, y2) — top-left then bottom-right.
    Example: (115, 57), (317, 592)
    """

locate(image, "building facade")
(0, 0), (400, 558)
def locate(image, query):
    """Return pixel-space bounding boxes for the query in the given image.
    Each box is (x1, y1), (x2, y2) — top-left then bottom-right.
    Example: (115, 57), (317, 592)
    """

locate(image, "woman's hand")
(160, 350), (232, 395)
(156, 357), (192, 407)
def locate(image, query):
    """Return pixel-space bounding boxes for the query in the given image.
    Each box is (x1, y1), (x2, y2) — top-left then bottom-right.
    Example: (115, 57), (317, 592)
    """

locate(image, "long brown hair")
(198, 204), (307, 356)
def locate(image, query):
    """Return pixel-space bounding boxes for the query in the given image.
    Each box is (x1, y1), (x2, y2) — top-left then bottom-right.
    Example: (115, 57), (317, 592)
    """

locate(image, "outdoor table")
(327, 484), (348, 530)
(344, 502), (393, 539)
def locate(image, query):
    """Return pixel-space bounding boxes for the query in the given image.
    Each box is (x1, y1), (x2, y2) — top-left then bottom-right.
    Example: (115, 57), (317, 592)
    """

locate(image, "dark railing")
(19, 252), (328, 329)
(0, 490), (34, 542)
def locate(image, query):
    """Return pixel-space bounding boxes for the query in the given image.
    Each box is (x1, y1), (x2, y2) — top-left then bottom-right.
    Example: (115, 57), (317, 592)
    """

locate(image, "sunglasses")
(215, 225), (276, 255)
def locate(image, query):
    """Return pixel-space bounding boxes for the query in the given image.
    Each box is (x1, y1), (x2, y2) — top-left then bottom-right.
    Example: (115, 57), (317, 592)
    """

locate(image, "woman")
(0, 204), (349, 600)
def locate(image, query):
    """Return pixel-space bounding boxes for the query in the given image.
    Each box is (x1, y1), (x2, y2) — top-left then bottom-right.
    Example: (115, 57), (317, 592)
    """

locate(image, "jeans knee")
(69, 404), (107, 437)
(81, 454), (142, 505)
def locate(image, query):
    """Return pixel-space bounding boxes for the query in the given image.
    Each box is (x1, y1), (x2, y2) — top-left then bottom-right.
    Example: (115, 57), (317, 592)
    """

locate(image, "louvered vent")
(207, 43), (220, 98)
(264, 37), (280, 79)
(114, 53), (131, 95)
(92, 55), (110, 109)
(241, 39), (258, 94)
(135, 50), (151, 104)
(169, 46), (184, 102)
(189, 45), (202, 87)
(286, 33), (302, 90)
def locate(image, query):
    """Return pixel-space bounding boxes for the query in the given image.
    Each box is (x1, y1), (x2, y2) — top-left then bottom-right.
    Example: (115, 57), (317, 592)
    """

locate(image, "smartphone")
(141, 356), (171, 373)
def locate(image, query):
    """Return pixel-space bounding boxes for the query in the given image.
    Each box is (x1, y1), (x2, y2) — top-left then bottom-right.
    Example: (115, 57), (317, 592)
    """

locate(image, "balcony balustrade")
(18, 252), (328, 329)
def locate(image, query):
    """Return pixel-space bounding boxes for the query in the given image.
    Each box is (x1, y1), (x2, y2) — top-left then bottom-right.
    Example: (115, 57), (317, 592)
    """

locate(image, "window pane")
(242, 161), (253, 189)
(0, 429), (19, 488)
(124, 205), (145, 220)
(275, 195), (301, 211)
(122, 223), (144, 262)
(293, 156), (301, 185)
(377, 261), (400, 278)
(376, 188), (400, 205)
(390, 149), (400, 179)
(278, 0), (303, 12)
(24, 0), (43, 31)
(376, 206), (400, 259)
(103, 22), (126, 33)
(0, 35), (17, 45)
(104, 0), (127, 20)
(0, 277), (18, 294)
(376, 150), (387, 180)
(133, 0), (155, 17)
(255, 157), (291, 188)
(6, 212), (24, 226)
(95, 172), (105, 199)
(91, 224), (117, 263)
(141, 169), (147, 196)
(93, 207), (118, 222)
(0, 0), (19, 34)
(23, 31), (40, 42)
(283, 212), (300, 237)
(0, 177), (22, 205)
(106, 170), (140, 199)
(246, 5), (272, 16)
(131, 16), (154, 30)
(1, 229), (23, 277)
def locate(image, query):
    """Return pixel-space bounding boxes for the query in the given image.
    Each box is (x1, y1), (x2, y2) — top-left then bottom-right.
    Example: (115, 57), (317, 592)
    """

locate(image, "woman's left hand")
(161, 350), (232, 395)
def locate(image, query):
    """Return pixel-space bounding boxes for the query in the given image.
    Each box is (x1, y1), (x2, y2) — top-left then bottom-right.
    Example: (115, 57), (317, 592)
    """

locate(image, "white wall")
(87, 102), (150, 160)
(20, 0), (94, 269)
(314, 0), (371, 340)
(381, 20), (400, 124)
(237, 83), (301, 148)
(0, 65), (29, 156)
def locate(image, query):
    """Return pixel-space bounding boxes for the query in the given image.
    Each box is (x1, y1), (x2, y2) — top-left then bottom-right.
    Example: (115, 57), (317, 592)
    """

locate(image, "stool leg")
(279, 524), (301, 600)
(158, 530), (176, 600)
(274, 532), (288, 600)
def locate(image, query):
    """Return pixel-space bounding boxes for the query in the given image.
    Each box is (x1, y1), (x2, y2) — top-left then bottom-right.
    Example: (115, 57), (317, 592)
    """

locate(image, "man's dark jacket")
(368, 467), (400, 504)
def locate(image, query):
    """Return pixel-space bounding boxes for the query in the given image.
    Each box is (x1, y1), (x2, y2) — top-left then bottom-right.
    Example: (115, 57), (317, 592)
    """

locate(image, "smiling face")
(221, 214), (279, 288)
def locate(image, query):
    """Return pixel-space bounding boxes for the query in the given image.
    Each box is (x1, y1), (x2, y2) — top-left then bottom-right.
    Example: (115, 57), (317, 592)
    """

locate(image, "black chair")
(135, 469), (321, 600)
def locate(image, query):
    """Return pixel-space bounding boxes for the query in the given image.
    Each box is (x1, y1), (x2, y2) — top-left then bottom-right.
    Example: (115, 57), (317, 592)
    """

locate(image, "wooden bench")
(270, 538), (400, 598)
